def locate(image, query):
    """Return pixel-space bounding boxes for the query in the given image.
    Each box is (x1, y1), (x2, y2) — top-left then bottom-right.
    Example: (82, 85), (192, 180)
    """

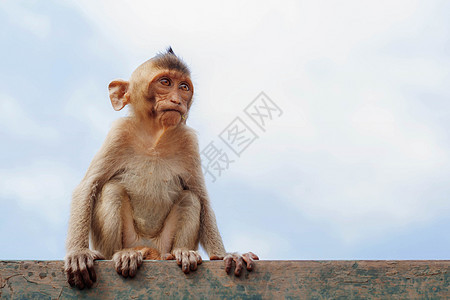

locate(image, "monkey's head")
(108, 48), (193, 128)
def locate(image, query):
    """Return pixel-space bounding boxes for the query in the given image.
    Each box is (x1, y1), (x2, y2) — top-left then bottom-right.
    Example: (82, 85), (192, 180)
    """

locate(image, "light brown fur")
(64, 49), (257, 289)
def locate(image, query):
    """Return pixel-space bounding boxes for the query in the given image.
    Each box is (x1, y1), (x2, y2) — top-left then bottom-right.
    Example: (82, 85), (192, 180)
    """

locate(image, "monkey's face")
(108, 56), (193, 129)
(148, 70), (193, 128)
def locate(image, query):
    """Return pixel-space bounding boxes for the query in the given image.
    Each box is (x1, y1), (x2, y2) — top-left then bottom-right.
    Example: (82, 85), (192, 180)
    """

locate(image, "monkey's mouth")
(162, 109), (182, 114)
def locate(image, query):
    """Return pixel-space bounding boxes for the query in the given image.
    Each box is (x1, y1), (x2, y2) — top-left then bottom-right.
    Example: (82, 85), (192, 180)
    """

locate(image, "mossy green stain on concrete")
(0, 260), (449, 299)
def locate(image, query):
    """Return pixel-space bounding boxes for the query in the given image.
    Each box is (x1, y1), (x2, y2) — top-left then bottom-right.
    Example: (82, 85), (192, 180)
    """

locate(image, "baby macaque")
(64, 48), (258, 289)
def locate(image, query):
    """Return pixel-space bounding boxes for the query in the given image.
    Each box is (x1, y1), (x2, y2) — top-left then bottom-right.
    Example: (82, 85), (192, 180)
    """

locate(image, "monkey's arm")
(186, 163), (259, 275)
(65, 127), (128, 288)
(183, 131), (258, 275)
(198, 195), (226, 257)
(181, 137), (226, 257)
(67, 176), (99, 250)
(65, 165), (107, 289)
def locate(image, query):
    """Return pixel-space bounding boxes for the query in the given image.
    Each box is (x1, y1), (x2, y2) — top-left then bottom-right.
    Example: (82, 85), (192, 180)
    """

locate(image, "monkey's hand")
(112, 249), (144, 278)
(168, 248), (202, 274)
(64, 249), (105, 289)
(211, 252), (259, 276)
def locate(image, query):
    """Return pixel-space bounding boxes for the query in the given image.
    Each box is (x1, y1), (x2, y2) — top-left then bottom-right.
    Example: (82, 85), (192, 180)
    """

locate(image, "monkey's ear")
(108, 80), (130, 111)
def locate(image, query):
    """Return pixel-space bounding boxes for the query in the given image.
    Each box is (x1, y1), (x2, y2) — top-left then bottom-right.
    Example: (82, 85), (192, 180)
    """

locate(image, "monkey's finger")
(65, 258), (76, 287)
(67, 272), (76, 287)
(210, 255), (222, 260)
(181, 251), (190, 274)
(189, 252), (197, 271)
(242, 253), (254, 271)
(78, 256), (94, 288)
(195, 252), (203, 265)
(73, 258), (85, 290)
(175, 250), (183, 266)
(162, 253), (175, 260)
(121, 255), (130, 277)
(64, 257), (71, 273)
(115, 256), (123, 275)
(70, 258), (82, 288)
(234, 255), (244, 276)
(224, 255), (233, 274)
(136, 252), (143, 267)
(248, 252), (259, 260)
(86, 255), (97, 283)
(92, 250), (105, 260)
(128, 254), (138, 278)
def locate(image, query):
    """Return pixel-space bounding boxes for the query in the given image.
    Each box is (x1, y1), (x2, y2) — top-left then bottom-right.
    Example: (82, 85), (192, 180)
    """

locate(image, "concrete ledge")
(0, 260), (449, 299)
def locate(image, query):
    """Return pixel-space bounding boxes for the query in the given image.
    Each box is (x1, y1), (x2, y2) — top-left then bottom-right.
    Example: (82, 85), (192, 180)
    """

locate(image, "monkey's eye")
(179, 83), (190, 91)
(159, 78), (171, 86)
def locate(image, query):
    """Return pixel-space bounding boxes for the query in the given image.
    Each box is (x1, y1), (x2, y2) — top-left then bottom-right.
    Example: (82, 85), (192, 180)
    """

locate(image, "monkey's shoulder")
(100, 118), (136, 149)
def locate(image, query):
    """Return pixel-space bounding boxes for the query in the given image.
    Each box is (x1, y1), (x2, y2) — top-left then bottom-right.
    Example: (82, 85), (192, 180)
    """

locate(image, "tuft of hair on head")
(167, 46), (175, 55)
(151, 47), (190, 75)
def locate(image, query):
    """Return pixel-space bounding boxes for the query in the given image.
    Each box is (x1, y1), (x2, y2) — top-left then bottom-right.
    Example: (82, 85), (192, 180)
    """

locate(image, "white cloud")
(0, 94), (59, 140)
(0, 160), (77, 225)
(0, 2), (51, 39)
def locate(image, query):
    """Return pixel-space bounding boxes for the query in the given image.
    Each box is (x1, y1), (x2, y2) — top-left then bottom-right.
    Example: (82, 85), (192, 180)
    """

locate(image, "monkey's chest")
(118, 159), (184, 236)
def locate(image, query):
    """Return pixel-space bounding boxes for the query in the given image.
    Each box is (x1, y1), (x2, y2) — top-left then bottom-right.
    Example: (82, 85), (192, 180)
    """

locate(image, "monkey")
(64, 48), (259, 289)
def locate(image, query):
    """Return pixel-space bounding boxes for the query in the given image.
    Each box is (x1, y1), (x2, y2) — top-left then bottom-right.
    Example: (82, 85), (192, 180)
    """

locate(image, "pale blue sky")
(1, 1), (449, 260)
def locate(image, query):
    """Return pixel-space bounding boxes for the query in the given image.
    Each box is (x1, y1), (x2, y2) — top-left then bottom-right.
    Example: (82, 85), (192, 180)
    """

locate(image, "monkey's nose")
(170, 98), (181, 105)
